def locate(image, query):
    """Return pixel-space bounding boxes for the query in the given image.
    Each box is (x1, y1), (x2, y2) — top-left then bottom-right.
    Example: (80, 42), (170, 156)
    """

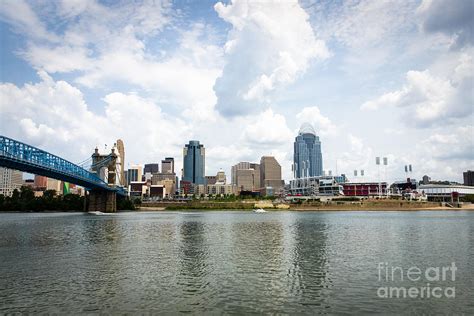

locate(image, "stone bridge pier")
(88, 190), (116, 213)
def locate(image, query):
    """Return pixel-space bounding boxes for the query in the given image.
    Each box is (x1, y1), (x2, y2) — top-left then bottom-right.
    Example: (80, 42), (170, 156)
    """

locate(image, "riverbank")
(138, 200), (474, 211)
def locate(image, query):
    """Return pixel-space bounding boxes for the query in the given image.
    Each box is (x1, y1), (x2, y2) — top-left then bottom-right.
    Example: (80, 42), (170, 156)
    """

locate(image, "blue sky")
(0, 0), (473, 183)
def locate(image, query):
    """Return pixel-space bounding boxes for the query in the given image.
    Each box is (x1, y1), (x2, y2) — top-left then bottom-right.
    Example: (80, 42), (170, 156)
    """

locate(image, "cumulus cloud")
(361, 53), (473, 127)
(21, 44), (92, 73)
(423, 126), (474, 161)
(305, 0), (421, 71)
(0, 0), (59, 42)
(206, 145), (253, 167)
(1, 1), (221, 122)
(242, 108), (293, 146)
(400, 125), (474, 181)
(311, 0), (417, 49)
(341, 134), (373, 172)
(295, 106), (337, 136)
(418, 0), (474, 49)
(0, 72), (189, 166)
(213, 0), (330, 117)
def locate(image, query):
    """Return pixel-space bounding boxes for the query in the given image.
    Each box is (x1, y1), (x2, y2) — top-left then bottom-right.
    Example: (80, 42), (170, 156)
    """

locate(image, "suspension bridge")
(0, 135), (127, 212)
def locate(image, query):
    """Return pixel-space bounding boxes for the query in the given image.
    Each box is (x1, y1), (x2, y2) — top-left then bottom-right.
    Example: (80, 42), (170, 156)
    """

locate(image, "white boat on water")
(87, 211), (105, 215)
(253, 208), (267, 213)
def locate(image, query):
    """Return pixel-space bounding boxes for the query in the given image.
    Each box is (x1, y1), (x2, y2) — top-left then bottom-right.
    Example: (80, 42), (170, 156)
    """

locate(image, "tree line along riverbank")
(0, 186), (135, 212)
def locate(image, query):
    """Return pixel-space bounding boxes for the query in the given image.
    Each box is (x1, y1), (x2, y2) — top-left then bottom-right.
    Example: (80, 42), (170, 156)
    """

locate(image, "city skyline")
(0, 0), (472, 184)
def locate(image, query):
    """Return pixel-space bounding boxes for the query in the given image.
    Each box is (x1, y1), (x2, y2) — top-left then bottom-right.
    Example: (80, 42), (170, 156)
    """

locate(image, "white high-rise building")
(0, 167), (23, 197)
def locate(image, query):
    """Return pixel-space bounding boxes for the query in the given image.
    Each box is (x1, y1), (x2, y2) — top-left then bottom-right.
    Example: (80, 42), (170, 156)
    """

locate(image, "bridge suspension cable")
(76, 157), (93, 169)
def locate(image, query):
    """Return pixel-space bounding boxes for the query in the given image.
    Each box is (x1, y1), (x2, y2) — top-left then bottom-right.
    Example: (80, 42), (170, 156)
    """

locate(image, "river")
(0, 211), (473, 314)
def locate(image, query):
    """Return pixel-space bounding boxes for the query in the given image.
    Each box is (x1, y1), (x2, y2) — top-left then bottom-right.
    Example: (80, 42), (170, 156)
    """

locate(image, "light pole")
(302, 160), (306, 195)
(306, 160), (309, 195)
(376, 157), (388, 197)
(354, 169), (358, 196)
(383, 157), (388, 197)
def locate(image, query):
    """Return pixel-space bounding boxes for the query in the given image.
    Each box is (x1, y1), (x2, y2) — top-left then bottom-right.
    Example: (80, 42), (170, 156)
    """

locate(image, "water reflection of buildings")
(177, 218), (210, 311)
(225, 216), (287, 312)
(76, 217), (124, 307)
(287, 214), (330, 308)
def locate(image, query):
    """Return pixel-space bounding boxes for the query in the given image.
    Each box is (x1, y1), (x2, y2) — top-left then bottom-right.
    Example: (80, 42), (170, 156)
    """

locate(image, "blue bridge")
(0, 135), (127, 212)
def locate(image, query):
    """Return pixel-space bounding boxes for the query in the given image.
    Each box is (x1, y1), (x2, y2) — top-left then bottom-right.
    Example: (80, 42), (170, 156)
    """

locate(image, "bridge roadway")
(0, 135), (126, 212)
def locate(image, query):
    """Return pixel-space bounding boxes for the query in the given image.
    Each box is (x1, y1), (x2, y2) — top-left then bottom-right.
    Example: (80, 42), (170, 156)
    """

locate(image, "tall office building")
(464, 170), (474, 186)
(144, 163), (159, 180)
(294, 123), (323, 178)
(34, 175), (48, 190)
(183, 141), (205, 185)
(161, 157), (174, 174)
(0, 167), (23, 197)
(127, 165), (143, 185)
(205, 175), (217, 185)
(260, 156), (284, 191)
(216, 169), (226, 184)
(152, 165), (177, 197)
(144, 163), (159, 174)
(232, 162), (250, 185)
(232, 162), (260, 192)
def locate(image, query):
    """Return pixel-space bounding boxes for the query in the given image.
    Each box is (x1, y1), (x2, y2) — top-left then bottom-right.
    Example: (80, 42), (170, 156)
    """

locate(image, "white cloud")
(242, 108), (293, 146)
(213, 0), (330, 117)
(75, 48), (221, 120)
(315, 1), (417, 50)
(1, 1), (222, 122)
(206, 145), (253, 168)
(0, 0), (59, 42)
(395, 125), (474, 181)
(361, 53), (473, 127)
(341, 134), (373, 171)
(417, 0), (474, 49)
(422, 126), (474, 161)
(306, 0), (420, 71)
(21, 44), (92, 73)
(0, 72), (189, 167)
(295, 106), (337, 136)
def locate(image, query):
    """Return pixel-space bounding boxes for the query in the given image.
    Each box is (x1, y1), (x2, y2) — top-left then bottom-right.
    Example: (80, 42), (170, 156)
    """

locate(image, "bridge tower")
(88, 147), (119, 213)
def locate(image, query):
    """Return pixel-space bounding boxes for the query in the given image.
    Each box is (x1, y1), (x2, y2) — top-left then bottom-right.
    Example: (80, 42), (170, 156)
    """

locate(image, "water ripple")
(0, 211), (472, 314)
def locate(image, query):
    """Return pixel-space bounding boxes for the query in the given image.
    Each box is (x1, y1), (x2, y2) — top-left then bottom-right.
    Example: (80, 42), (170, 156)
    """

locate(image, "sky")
(0, 0), (473, 184)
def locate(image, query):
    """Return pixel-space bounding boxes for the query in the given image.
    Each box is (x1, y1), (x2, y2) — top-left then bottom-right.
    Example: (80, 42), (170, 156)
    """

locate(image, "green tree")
(43, 189), (56, 200)
(20, 186), (35, 200)
(11, 189), (20, 201)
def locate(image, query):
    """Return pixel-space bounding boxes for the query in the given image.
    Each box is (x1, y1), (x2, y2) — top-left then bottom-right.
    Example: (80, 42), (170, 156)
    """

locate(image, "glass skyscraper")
(293, 123), (323, 178)
(183, 140), (205, 185)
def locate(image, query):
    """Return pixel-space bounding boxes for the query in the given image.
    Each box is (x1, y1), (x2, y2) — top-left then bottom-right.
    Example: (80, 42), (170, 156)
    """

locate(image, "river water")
(0, 211), (473, 314)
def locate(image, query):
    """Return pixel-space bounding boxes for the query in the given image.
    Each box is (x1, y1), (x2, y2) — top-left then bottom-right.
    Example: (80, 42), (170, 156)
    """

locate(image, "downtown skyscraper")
(293, 123), (323, 178)
(182, 140), (205, 185)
